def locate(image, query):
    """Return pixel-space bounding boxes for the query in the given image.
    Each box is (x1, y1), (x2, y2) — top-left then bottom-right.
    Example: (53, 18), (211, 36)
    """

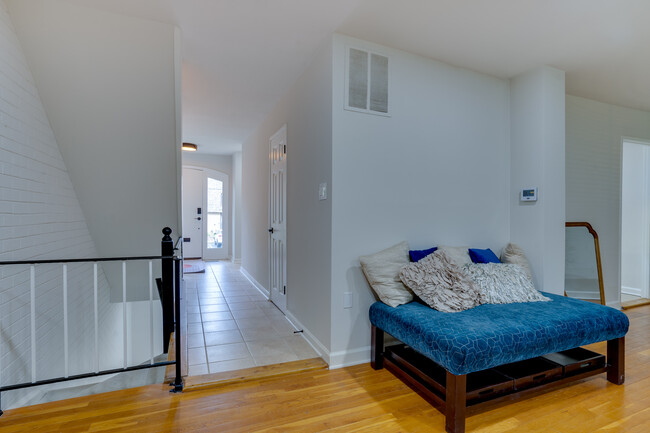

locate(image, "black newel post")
(161, 227), (174, 354)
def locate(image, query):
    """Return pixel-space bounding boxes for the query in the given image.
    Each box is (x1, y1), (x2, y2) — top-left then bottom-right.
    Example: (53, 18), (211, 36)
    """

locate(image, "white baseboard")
(284, 311), (330, 365)
(565, 290), (601, 300)
(231, 258), (242, 264)
(621, 286), (642, 297)
(607, 300), (622, 310)
(328, 346), (371, 369)
(239, 267), (269, 298)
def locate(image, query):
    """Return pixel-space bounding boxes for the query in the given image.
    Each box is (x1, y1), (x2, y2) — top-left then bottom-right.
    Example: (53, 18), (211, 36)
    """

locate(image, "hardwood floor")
(2, 305), (650, 432)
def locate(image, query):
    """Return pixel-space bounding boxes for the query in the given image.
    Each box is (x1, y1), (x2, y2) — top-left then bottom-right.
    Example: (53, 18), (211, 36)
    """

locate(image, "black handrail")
(0, 256), (170, 266)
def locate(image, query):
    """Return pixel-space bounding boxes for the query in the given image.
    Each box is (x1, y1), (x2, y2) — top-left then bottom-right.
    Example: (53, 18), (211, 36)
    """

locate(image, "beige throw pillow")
(500, 243), (533, 281)
(399, 250), (484, 313)
(438, 245), (472, 267)
(360, 241), (413, 307)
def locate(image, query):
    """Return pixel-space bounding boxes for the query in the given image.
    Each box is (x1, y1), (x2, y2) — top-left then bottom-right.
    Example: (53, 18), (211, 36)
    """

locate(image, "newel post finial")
(162, 227), (172, 242)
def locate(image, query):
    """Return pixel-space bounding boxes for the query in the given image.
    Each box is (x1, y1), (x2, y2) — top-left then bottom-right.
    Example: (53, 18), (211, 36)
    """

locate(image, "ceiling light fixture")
(182, 142), (198, 152)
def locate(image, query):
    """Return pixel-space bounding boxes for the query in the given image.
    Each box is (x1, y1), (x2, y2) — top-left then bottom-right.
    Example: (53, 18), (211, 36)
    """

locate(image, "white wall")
(0, 1), (112, 406)
(510, 67), (566, 294)
(7, 0), (180, 300)
(330, 34), (511, 367)
(241, 38), (333, 352)
(620, 141), (650, 296)
(183, 153), (233, 177)
(566, 95), (650, 306)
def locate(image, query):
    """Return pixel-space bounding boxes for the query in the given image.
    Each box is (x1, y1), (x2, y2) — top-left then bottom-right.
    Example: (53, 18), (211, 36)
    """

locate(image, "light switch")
(344, 292), (353, 309)
(319, 182), (327, 200)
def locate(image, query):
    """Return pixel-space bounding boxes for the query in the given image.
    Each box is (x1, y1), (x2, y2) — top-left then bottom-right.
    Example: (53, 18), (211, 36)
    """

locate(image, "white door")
(182, 167), (204, 259)
(203, 170), (229, 261)
(269, 125), (287, 312)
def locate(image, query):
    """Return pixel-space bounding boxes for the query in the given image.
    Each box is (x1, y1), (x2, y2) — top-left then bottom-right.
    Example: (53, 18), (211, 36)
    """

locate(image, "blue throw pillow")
(468, 248), (501, 264)
(409, 247), (437, 262)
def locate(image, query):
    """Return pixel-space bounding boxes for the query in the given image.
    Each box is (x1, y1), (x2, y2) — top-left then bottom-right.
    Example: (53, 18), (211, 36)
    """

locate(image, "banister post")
(161, 227), (174, 354)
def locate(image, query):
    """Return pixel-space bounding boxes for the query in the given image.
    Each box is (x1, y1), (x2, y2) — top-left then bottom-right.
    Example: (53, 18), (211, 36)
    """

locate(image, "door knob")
(268, 227), (274, 233)
(195, 217), (201, 221)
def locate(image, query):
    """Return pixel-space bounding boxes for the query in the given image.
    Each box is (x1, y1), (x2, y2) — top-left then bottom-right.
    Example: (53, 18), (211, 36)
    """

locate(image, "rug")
(183, 260), (206, 274)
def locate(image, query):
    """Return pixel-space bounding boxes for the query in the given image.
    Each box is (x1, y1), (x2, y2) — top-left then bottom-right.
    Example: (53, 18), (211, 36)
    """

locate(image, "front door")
(182, 167), (204, 259)
(269, 125), (287, 313)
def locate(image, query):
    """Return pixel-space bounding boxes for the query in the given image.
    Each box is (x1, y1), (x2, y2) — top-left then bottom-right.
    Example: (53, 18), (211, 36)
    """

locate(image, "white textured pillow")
(399, 251), (484, 313)
(360, 241), (413, 307)
(464, 263), (550, 304)
(500, 243), (534, 281)
(438, 245), (472, 267)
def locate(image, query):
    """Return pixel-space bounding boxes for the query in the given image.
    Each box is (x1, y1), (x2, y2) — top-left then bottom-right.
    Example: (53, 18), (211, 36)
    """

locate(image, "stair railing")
(0, 227), (183, 415)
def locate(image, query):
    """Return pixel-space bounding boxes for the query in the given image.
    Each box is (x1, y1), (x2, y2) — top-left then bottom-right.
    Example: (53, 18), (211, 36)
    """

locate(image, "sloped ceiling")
(13, 0), (650, 154)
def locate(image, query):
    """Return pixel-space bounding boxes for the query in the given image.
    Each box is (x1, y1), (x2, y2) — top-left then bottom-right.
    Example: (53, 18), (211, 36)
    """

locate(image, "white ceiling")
(62, 0), (650, 154)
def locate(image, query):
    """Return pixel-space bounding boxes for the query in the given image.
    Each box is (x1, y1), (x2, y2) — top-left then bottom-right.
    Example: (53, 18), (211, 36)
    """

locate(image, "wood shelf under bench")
(371, 325), (624, 433)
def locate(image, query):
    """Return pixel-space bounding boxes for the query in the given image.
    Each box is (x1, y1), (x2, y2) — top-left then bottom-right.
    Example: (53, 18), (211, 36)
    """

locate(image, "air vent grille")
(346, 47), (389, 115)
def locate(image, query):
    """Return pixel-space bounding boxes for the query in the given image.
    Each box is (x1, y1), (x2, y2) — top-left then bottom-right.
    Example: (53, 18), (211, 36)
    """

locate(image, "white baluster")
(30, 265), (36, 383)
(94, 263), (98, 373)
(63, 264), (68, 378)
(149, 260), (154, 365)
(123, 261), (127, 369)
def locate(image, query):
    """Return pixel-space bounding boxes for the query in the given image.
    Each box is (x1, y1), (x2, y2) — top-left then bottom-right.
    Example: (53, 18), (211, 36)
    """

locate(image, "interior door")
(269, 125), (287, 313)
(203, 170), (229, 261)
(182, 167), (204, 259)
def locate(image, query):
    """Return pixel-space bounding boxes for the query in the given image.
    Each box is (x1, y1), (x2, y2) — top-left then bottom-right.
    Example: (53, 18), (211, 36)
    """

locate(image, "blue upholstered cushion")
(369, 293), (629, 375)
(409, 247), (437, 262)
(468, 248), (501, 263)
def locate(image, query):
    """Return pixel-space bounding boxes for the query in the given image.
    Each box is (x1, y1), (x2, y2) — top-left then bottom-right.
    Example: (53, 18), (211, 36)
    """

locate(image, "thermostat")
(521, 188), (538, 202)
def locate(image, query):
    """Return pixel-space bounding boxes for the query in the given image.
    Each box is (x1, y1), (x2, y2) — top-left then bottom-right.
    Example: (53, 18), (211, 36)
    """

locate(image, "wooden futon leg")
(607, 337), (625, 385)
(371, 325), (384, 370)
(445, 371), (466, 433)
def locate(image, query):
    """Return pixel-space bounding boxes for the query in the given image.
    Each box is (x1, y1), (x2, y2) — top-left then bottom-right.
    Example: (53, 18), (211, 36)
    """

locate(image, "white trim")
(284, 310), (329, 365)
(231, 258), (242, 265)
(620, 137), (650, 301)
(607, 300), (622, 310)
(565, 290), (601, 300)
(240, 267), (269, 298)
(328, 346), (371, 369)
(621, 285), (643, 297)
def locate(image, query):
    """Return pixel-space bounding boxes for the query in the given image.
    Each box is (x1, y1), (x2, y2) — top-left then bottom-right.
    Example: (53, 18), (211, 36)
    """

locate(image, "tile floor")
(183, 261), (319, 376)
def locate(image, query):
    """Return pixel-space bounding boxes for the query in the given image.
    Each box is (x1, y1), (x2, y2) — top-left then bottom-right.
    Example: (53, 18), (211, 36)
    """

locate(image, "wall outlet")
(319, 182), (327, 200)
(343, 292), (353, 308)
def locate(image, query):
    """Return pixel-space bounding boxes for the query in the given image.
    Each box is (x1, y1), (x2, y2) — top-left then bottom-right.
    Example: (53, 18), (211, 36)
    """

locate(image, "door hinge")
(283, 144), (286, 154)
(283, 285), (286, 293)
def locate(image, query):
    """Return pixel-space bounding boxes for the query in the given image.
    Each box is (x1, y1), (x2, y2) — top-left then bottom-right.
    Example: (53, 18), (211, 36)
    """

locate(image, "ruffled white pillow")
(464, 263), (550, 304)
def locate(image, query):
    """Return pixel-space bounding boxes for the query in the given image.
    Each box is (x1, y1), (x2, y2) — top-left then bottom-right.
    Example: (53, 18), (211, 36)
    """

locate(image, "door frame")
(620, 137), (650, 300)
(269, 125), (287, 312)
(182, 165), (230, 261)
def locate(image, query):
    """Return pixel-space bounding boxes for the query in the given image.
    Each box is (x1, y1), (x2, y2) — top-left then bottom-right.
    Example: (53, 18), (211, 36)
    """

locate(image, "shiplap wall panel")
(0, 0), (113, 406)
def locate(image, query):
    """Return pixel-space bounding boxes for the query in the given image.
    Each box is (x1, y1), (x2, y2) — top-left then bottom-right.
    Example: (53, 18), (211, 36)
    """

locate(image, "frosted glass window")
(207, 177), (223, 249)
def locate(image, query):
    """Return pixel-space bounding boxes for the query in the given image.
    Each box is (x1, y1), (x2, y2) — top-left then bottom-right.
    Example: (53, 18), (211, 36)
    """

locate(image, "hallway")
(183, 261), (319, 376)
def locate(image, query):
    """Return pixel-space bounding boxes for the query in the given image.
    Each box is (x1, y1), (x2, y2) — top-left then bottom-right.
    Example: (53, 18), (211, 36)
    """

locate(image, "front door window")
(206, 177), (223, 249)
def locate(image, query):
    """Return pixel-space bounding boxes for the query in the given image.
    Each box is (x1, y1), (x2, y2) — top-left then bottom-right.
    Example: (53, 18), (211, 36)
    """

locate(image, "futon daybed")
(369, 293), (629, 433)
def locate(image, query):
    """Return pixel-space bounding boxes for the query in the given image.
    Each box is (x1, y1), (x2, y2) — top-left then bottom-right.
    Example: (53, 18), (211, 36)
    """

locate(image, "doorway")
(620, 139), (650, 308)
(269, 125), (287, 313)
(182, 166), (230, 261)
